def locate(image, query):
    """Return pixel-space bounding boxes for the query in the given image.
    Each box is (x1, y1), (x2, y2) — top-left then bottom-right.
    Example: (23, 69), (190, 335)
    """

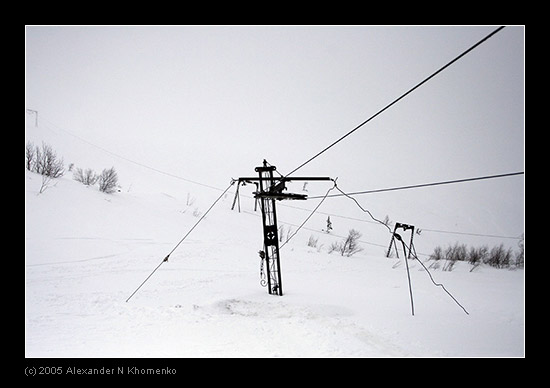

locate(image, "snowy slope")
(25, 122), (524, 357)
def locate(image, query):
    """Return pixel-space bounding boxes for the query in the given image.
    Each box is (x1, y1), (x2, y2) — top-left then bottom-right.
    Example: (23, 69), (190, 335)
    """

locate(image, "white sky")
(25, 25), (524, 245)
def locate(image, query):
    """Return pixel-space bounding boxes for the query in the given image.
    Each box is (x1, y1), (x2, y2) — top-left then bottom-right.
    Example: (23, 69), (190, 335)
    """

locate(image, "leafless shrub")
(37, 142), (65, 178)
(26, 141), (65, 178)
(429, 241), (518, 270)
(186, 193), (196, 207)
(468, 245), (488, 272)
(98, 167), (118, 193)
(73, 167), (99, 186)
(38, 174), (53, 194)
(25, 141), (35, 170)
(307, 234), (319, 248)
(277, 225), (294, 244)
(515, 234), (524, 268)
(443, 243), (467, 271)
(328, 241), (340, 254)
(285, 227), (294, 244)
(486, 244), (513, 269)
(278, 225), (285, 242)
(328, 229), (364, 257)
(428, 246), (443, 269)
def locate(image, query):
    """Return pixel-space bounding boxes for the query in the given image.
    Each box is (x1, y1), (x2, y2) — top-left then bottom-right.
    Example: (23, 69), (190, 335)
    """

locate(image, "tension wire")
(125, 180), (235, 303)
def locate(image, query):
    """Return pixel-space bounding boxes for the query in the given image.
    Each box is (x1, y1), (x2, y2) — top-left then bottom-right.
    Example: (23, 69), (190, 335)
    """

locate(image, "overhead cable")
(308, 171), (524, 199)
(336, 183), (470, 315)
(285, 26), (506, 178)
(40, 117), (225, 192)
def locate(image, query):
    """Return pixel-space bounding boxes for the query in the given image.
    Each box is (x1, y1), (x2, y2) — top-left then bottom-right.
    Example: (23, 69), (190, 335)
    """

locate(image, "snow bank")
(25, 169), (524, 357)
(25, 118), (524, 357)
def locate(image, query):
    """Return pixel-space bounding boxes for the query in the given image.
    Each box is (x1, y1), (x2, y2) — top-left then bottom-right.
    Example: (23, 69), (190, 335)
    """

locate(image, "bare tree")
(26, 141), (65, 194)
(328, 229), (364, 257)
(186, 192), (196, 207)
(468, 245), (488, 272)
(344, 229), (363, 257)
(34, 142), (64, 178)
(428, 246), (443, 269)
(278, 225), (285, 242)
(515, 234), (524, 268)
(98, 167), (118, 193)
(443, 243), (467, 271)
(325, 216), (332, 233)
(307, 234), (319, 248)
(486, 244), (512, 269)
(73, 167), (99, 186)
(25, 141), (35, 171)
(38, 174), (53, 194)
(429, 242), (518, 270)
(382, 215), (393, 229)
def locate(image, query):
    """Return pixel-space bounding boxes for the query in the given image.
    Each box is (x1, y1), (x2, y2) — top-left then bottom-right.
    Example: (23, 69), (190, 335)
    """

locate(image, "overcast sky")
(25, 25), (524, 245)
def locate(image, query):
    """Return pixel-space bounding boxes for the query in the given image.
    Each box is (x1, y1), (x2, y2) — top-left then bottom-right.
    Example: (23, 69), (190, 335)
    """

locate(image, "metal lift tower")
(235, 160), (331, 296)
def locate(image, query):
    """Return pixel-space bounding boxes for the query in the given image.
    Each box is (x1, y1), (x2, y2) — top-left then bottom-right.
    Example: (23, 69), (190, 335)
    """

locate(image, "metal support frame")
(386, 222), (416, 259)
(255, 162), (283, 295)
(386, 222), (417, 316)
(235, 160), (331, 296)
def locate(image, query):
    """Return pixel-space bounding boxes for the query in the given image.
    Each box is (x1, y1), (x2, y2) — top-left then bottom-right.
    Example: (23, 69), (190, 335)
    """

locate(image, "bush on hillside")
(429, 241), (521, 270)
(98, 167), (118, 193)
(25, 141), (65, 178)
(328, 229), (363, 257)
(73, 167), (99, 186)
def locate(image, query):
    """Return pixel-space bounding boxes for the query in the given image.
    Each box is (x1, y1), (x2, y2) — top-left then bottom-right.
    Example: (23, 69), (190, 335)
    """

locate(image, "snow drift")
(25, 122), (524, 357)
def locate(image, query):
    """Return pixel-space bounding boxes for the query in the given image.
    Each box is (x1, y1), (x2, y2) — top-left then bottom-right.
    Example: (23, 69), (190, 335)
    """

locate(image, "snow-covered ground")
(25, 123), (524, 357)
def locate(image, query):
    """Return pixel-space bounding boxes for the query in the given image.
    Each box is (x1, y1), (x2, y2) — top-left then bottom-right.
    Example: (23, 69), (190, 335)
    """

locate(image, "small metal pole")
(27, 109), (38, 127)
(403, 241), (415, 316)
